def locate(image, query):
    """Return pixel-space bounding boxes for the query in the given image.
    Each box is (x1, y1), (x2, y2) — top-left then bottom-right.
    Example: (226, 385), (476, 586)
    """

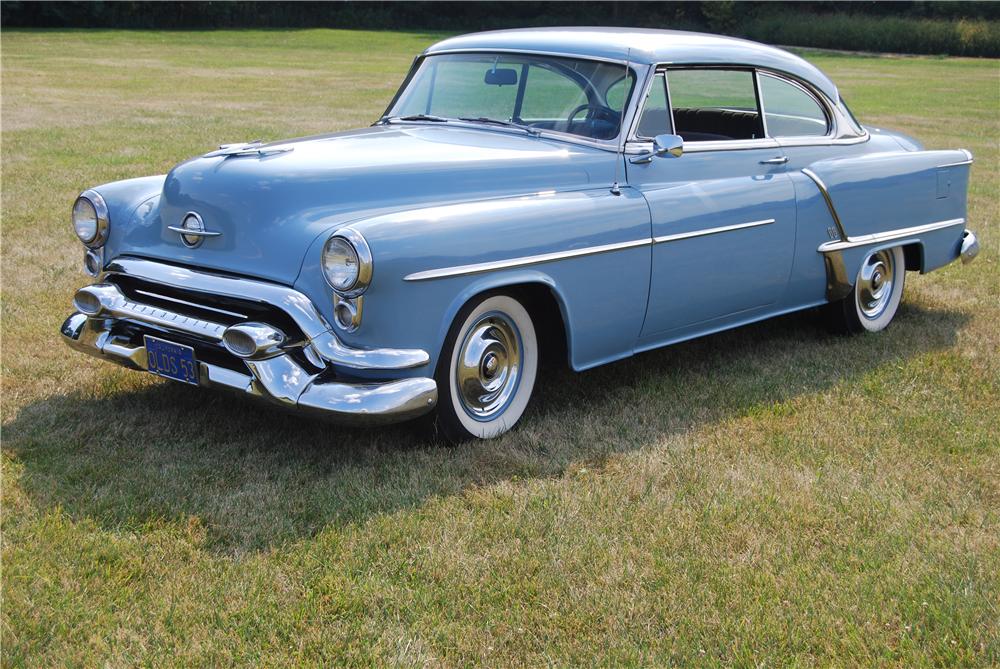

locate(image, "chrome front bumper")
(61, 257), (437, 425)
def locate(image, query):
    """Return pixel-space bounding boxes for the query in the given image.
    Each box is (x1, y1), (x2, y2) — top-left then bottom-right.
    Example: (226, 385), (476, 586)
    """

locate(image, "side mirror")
(653, 134), (683, 158)
(484, 68), (518, 86)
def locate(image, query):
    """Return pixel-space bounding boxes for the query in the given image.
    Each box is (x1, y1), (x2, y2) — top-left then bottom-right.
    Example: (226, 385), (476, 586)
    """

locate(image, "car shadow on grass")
(5, 302), (969, 555)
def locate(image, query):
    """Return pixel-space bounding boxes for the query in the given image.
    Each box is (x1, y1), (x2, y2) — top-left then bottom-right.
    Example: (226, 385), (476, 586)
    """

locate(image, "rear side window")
(665, 69), (763, 141)
(758, 74), (829, 137)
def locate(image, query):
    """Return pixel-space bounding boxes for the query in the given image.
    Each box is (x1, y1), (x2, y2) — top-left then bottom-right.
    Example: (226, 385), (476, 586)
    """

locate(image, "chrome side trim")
(403, 238), (650, 282)
(104, 257), (429, 370)
(653, 219), (775, 244)
(817, 218), (966, 253)
(800, 168), (848, 241)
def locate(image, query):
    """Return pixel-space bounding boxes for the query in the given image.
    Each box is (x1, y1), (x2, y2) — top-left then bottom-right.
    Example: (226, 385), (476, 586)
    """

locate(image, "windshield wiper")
(458, 117), (541, 136)
(379, 114), (450, 124)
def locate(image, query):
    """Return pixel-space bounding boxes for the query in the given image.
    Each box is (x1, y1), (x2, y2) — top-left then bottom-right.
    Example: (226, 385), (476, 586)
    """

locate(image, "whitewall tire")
(827, 245), (906, 334)
(434, 293), (538, 443)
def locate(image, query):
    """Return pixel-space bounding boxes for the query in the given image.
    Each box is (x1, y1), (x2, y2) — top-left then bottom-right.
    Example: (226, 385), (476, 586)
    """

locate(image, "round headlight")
(73, 198), (98, 244)
(71, 190), (109, 248)
(321, 228), (372, 296)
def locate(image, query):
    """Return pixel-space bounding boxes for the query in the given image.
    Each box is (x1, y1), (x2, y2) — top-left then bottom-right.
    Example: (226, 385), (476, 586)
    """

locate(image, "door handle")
(759, 156), (789, 165)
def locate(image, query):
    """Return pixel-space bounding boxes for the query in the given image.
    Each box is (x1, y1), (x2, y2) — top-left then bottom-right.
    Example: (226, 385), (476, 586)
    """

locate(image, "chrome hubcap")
(858, 249), (895, 319)
(456, 313), (521, 420)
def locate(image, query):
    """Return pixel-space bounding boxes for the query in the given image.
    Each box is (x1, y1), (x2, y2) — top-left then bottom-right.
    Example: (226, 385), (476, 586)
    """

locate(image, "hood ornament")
(203, 140), (293, 158)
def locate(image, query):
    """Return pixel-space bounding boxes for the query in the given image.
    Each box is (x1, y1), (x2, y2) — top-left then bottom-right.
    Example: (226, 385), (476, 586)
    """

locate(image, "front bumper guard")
(61, 258), (438, 425)
(61, 312), (437, 425)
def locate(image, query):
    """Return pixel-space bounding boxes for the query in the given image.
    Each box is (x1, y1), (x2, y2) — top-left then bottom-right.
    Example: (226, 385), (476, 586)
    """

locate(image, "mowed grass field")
(2, 29), (998, 667)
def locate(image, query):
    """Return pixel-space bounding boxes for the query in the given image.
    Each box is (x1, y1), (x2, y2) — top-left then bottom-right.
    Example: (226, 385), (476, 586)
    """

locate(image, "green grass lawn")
(2, 29), (998, 667)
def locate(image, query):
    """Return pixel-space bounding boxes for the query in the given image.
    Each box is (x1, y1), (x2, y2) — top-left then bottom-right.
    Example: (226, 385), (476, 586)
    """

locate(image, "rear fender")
(801, 149), (971, 299)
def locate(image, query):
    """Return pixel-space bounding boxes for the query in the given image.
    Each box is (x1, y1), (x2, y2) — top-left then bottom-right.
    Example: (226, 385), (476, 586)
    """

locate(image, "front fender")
(294, 187), (653, 377)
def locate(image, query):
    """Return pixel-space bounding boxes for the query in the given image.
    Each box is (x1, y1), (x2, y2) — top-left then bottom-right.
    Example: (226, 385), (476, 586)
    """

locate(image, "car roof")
(425, 27), (839, 101)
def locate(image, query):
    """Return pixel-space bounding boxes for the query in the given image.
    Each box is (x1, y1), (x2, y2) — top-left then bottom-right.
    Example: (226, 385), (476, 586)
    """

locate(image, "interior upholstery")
(638, 107), (763, 141)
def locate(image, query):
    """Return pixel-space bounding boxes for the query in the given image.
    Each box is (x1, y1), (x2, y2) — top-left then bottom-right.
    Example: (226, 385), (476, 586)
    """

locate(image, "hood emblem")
(167, 212), (221, 248)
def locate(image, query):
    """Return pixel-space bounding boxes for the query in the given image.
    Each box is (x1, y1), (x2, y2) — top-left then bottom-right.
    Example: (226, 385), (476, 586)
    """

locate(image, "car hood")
(120, 125), (616, 284)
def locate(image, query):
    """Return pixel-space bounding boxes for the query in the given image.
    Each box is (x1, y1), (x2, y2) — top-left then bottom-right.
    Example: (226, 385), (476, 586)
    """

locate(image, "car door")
(626, 67), (797, 344)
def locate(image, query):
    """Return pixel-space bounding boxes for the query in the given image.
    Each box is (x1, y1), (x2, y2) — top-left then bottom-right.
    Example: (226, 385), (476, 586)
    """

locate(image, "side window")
(636, 72), (671, 138)
(759, 74), (829, 137)
(665, 69), (763, 142)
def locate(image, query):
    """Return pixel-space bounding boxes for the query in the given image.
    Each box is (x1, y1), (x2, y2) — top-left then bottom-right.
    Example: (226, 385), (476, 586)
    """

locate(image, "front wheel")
(826, 245), (906, 334)
(433, 293), (538, 443)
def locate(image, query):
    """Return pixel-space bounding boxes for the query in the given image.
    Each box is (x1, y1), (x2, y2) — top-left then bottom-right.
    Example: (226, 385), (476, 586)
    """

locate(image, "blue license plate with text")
(144, 335), (199, 385)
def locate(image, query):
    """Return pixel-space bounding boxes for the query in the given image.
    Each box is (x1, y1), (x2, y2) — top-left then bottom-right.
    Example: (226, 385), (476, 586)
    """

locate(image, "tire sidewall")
(437, 294), (538, 441)
(853, 245), (905, 332)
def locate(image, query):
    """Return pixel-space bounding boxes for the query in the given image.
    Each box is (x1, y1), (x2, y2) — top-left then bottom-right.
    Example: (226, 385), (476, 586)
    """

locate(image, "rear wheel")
(433, 293), (538, 443)
(826, 246), (906, 334)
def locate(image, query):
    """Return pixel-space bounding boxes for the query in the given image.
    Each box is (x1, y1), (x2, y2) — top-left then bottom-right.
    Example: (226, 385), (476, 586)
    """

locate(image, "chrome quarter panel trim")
(653, 218), (775, 244)
(817, 218), (966, 253)
(800, 168), (848, 241)
(104, 257), (429, 370)
(403, 238), (651, 282)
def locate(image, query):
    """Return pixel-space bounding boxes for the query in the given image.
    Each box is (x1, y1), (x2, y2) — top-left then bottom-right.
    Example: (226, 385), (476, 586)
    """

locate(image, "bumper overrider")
(60, 257), (437, 424)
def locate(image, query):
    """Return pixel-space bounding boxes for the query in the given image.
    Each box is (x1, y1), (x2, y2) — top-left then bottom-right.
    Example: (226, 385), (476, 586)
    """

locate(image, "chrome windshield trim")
(404, 238), (651, 282)
(423, 47), (633, 66)
(653, 218), (775, 244)
(817, 218), (966, 253)
(800, 168), (848, 241)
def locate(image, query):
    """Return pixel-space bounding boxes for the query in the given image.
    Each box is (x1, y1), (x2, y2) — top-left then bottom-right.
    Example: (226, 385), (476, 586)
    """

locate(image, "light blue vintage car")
(63, 28), (979, 442)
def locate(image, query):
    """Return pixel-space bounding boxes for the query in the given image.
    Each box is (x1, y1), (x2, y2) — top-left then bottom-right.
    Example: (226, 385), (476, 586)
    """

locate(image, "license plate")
(144, 335), (199, 385)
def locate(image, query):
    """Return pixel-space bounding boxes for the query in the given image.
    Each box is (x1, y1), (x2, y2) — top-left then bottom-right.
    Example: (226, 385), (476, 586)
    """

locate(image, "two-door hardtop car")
(62, 28), (979, 442)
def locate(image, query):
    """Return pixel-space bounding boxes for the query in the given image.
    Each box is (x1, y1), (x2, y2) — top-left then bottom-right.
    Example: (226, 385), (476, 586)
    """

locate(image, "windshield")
(388, 53), (636, 141)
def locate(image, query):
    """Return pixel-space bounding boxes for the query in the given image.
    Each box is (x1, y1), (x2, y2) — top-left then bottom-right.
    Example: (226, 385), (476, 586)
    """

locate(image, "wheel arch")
(435, 271), (572, 373)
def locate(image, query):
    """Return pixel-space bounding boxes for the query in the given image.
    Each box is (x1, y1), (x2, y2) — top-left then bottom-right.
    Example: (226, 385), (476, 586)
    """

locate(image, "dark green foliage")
(3, 1), (999, 56)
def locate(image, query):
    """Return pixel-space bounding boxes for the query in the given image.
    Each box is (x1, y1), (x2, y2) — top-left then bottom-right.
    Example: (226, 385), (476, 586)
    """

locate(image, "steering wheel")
(567, 103), (618, 124)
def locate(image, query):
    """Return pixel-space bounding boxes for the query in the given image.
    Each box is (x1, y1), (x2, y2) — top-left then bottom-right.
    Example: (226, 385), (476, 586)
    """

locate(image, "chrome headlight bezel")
(321, 227), (372, 297)
(72, 189), (110, 248)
